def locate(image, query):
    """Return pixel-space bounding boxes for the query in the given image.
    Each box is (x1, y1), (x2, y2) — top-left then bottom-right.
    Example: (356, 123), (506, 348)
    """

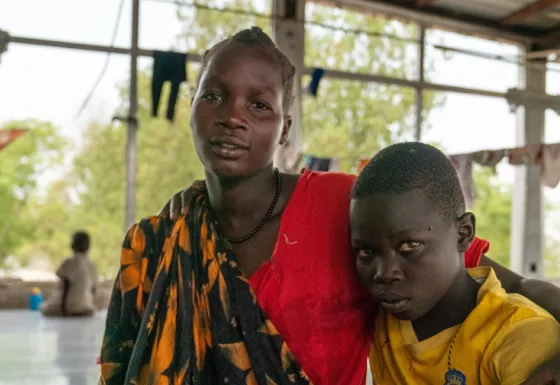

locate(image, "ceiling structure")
(362, 0), (560, 49)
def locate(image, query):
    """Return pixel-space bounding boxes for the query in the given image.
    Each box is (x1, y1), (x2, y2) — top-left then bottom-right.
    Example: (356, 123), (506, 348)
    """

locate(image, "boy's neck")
(411, 269), (481, 341)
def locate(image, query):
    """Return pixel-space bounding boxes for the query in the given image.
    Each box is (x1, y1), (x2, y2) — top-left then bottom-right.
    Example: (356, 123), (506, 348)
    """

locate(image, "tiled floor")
(0, 310), (106, 385)
(0, 309), (373, 385)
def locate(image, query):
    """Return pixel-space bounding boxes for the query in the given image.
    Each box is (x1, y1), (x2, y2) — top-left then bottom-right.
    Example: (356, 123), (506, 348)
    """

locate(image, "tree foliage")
(0, 120), (67, 263)
(471, 167), (512, 267)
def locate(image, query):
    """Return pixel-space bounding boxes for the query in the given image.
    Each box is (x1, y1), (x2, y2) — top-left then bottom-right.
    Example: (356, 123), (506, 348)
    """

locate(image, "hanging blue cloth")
(307, 68), (325, 97)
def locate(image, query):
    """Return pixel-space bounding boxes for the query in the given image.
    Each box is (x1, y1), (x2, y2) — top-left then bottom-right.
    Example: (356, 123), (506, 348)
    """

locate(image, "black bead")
(225, 168), (281, 244)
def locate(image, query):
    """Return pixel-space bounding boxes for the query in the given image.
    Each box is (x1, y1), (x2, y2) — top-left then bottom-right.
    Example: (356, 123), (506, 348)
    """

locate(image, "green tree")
(302, 3), (440, 171)
(0, 120), (67, 264)
(470, 167), (560, 278)
(471, 167), (512, 267)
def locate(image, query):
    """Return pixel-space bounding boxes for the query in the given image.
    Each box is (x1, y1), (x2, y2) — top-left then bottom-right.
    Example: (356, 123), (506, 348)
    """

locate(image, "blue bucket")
(29, 289), (43, 311)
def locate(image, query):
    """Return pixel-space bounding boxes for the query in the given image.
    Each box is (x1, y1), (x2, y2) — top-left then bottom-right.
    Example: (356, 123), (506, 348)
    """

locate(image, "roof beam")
(414, 0), (439, 7)
(501, 0), (560, 26)
(316, 0), (533, 45)
(540, 22), (560, 43)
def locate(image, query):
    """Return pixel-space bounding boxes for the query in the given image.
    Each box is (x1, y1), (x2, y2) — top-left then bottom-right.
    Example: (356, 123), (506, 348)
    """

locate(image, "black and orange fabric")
(99, 181), (311, 385)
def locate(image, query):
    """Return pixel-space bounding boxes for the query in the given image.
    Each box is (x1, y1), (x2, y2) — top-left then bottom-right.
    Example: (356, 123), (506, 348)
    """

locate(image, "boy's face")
(350, 188), (474, 320)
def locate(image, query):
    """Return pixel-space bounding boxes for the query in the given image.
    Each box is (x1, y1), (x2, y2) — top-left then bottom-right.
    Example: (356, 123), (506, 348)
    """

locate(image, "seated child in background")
(349, 142), (560, 385)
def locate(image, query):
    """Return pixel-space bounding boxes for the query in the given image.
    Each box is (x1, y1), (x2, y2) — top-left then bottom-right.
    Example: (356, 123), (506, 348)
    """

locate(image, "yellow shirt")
(369, 267), (560, 385)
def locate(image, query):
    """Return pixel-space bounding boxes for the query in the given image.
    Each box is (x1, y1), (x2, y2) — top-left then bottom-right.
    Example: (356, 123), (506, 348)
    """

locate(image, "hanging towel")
(449, 154), (476, 209)
(470, 149), (506, 173)
(508, 144), (542, 166)
(152, 51), (187, 122)
(540, 143), (560, 188)
(303, 155), (339, 172)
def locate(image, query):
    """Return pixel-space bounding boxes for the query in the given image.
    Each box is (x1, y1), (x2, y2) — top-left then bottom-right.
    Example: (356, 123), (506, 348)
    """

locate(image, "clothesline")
(301, 142), (560, 209)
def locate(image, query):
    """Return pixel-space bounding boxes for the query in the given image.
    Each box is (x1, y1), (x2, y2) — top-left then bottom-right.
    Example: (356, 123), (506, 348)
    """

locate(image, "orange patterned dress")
(99, 181), (311, 385)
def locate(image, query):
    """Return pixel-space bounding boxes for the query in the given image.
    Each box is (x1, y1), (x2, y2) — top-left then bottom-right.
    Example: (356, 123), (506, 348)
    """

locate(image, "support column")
(415, 24), (426, 142)
(272, 0), (305, 173)
(510, 53), (547, 278)
(124, 0), (140, 231)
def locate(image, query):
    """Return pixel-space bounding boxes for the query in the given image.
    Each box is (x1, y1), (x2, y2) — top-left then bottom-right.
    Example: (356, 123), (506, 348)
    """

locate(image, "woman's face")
(191, 42), (290, 178)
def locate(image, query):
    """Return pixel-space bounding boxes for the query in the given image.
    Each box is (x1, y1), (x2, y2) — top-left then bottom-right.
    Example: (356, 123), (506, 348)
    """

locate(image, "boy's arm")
(56, 258), (71, 280)
(488, 317), (560, 385)
(480, 256), (560, 321)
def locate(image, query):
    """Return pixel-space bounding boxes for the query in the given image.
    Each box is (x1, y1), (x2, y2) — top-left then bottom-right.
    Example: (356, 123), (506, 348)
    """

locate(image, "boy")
(350, 142), (560, 384)
(41, 231), (98, 317)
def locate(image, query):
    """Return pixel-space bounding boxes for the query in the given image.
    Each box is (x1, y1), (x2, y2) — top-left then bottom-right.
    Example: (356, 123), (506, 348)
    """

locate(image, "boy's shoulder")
(472, 269), (560, 381)
(471, 267), (554, 325)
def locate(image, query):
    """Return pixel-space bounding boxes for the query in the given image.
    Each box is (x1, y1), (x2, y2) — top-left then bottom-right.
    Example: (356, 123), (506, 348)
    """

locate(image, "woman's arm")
(480, 256), (560, 321)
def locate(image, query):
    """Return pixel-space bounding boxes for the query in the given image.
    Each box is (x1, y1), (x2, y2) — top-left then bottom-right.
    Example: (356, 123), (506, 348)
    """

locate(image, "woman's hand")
(522, 354), (560, 385)
(157, 189), (188, 220)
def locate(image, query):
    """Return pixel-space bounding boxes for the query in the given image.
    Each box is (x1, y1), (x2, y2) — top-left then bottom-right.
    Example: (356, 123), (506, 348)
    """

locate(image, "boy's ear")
(457, 212), (476, 253)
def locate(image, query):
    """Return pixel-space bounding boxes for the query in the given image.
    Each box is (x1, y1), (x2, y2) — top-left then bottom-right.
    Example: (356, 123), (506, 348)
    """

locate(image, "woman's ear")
(280, 116), (292, 145)
(457, 212), (476, 253)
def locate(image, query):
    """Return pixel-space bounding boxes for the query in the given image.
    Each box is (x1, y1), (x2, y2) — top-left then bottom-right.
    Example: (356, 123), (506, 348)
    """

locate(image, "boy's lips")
(376, 292), (411, 314)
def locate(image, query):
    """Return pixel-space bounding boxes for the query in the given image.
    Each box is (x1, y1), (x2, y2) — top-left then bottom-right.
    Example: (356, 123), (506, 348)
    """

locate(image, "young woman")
(100, 27), (560, 385)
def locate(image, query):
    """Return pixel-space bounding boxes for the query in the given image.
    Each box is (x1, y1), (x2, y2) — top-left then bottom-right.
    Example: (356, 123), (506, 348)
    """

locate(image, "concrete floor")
(0, 309), (373, 385)
(0, 310), (105, 385)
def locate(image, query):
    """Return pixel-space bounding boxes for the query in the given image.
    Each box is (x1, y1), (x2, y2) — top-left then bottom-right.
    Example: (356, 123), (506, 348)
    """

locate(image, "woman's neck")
(205, 167), (278, 227)
(412, 268), (480, 341)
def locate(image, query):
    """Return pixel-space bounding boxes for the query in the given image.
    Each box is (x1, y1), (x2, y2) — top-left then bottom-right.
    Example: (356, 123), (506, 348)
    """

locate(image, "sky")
(1, 0), (560, 237)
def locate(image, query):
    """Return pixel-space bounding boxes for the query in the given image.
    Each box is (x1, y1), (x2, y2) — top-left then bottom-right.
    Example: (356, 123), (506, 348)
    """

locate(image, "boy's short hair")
(71, 231), (90, 253)
(351, 142), (465, 221)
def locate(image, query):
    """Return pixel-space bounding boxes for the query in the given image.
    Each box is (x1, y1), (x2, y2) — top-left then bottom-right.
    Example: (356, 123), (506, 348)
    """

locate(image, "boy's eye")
(399, 241), (422, 252)
(250, 101), (271, 110)
(357, 249), (374, 260)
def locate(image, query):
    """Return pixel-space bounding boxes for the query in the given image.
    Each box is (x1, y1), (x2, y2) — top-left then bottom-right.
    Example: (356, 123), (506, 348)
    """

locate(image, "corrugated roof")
(362, 0), (560, 47)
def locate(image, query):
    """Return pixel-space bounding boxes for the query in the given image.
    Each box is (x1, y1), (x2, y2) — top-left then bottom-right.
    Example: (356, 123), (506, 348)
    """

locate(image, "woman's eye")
(201, 92), (221, 101)
(399, 241), (422, 252)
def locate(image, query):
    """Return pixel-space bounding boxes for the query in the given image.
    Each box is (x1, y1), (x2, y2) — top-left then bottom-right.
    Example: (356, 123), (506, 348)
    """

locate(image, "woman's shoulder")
(287, 171), (356, 221)
(298, 170), (357, 195)
(121, 216), (174, 261)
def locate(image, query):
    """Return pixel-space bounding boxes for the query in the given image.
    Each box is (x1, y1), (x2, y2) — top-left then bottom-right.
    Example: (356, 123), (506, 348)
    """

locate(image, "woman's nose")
(217, 99), (248, 130)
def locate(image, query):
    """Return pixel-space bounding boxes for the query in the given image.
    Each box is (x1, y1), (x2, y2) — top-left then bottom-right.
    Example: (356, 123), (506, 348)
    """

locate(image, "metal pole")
(124, 0), (140, 231)
(9, 35), (506, 98)
(415, 24), (425, 141)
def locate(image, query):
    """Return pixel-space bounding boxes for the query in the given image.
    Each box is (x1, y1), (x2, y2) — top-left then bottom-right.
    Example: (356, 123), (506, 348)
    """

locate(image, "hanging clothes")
(307, 68), (325, 97)
(449, 154), (476, 209)
(0, 128), (27, 152)
(470, 149), (506, 173)
(303, 155), (339, 172)
(540, 143), (560, 188)
(0, 29), (8, 61)
(508, 144), (541, 166)
(358, 158), (369, 173)
(151, 51), (187, 122)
